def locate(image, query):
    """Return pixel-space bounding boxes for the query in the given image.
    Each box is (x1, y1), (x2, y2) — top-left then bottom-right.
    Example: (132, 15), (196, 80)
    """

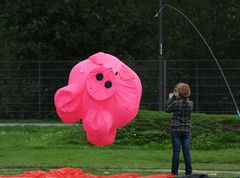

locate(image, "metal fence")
(0, 59), (239, 120)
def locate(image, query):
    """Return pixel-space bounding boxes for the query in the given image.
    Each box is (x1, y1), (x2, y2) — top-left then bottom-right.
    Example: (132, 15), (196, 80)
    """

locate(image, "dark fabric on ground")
(177, 174), (209, 178)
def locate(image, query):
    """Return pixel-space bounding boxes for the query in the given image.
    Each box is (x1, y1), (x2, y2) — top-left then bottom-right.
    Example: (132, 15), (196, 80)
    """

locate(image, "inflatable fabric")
(54, 52), (142, 146)
(0, 168), (175, 178)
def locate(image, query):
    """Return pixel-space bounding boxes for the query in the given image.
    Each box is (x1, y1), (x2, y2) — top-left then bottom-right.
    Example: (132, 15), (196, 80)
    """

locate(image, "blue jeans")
(171, 131), (192, 175)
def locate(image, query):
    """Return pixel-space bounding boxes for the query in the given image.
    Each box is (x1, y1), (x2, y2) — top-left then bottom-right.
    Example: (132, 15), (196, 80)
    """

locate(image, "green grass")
(1, 145), (240, 170)
(0, 126), (240, 176)
(0, 110), (240, 177)
(1, 146), (240, 177)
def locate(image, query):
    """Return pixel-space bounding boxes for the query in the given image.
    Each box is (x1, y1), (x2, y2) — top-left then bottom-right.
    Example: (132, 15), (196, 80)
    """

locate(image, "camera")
(169, 91), (179, 100)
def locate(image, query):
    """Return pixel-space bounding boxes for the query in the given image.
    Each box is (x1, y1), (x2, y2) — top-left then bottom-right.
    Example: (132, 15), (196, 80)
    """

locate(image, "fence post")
(163, 60), (167, 107)
(38, 60), (42, 119)
(195, 61), (199, 112)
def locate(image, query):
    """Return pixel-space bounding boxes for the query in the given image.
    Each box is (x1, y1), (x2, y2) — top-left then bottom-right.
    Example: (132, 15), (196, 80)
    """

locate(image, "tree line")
(1, 0), (240, 61)
(0, 0), (239, 118)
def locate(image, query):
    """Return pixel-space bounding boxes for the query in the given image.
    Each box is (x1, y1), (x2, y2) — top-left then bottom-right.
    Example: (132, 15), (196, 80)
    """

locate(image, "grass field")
(1, 144), (240, 177)
(0, 126), (240, 177)
(0, 110), (240, 177)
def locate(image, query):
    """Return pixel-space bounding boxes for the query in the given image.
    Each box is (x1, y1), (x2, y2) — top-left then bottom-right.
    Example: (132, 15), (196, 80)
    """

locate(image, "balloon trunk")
(82, 110), (116, 146)
(54, 83), (82, 123)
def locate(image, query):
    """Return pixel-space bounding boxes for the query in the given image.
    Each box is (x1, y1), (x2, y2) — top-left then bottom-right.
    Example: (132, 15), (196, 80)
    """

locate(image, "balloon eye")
(96, 73), (103, 81)
(105, 81), (112, 88)
(115, 72), (118, 75)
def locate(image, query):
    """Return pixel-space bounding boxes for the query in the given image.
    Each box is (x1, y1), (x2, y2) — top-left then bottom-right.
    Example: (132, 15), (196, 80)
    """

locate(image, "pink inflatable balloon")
(54, 52), (142, 146)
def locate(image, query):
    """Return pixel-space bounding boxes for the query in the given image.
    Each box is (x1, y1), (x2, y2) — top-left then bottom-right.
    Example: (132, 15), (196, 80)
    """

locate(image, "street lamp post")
(158, 0), (164, 111)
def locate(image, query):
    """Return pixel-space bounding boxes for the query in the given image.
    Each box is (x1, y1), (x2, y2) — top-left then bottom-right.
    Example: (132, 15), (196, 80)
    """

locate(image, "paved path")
(97, 168), (240, 175)
(0, 123), (78, 127)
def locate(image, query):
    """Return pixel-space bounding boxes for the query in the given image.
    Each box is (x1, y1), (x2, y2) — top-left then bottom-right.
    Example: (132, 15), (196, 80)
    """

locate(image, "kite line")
(154, 4), (240, 117)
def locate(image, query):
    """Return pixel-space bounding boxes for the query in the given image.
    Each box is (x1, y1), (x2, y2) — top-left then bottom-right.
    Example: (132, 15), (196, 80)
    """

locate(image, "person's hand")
(169, 93), (174, 99)
(173, 92), (179, 98)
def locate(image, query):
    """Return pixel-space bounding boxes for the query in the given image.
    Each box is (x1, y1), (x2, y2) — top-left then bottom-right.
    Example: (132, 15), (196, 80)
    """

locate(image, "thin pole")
(158, 0), (164, 111)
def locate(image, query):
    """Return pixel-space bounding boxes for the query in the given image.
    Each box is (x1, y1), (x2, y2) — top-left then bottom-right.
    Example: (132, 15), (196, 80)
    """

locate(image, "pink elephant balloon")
(54, 52), (142, 146)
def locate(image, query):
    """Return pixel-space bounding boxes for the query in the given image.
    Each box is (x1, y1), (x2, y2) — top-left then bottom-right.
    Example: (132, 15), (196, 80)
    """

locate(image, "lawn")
(0, 124), (240, 177)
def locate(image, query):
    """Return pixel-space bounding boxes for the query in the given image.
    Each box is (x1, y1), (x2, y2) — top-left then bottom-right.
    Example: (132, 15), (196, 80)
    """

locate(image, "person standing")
(165, 83), (193, 175)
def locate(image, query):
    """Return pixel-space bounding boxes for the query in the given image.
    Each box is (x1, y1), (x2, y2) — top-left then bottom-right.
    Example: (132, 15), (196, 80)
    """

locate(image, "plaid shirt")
(165, 97), (193, 132)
